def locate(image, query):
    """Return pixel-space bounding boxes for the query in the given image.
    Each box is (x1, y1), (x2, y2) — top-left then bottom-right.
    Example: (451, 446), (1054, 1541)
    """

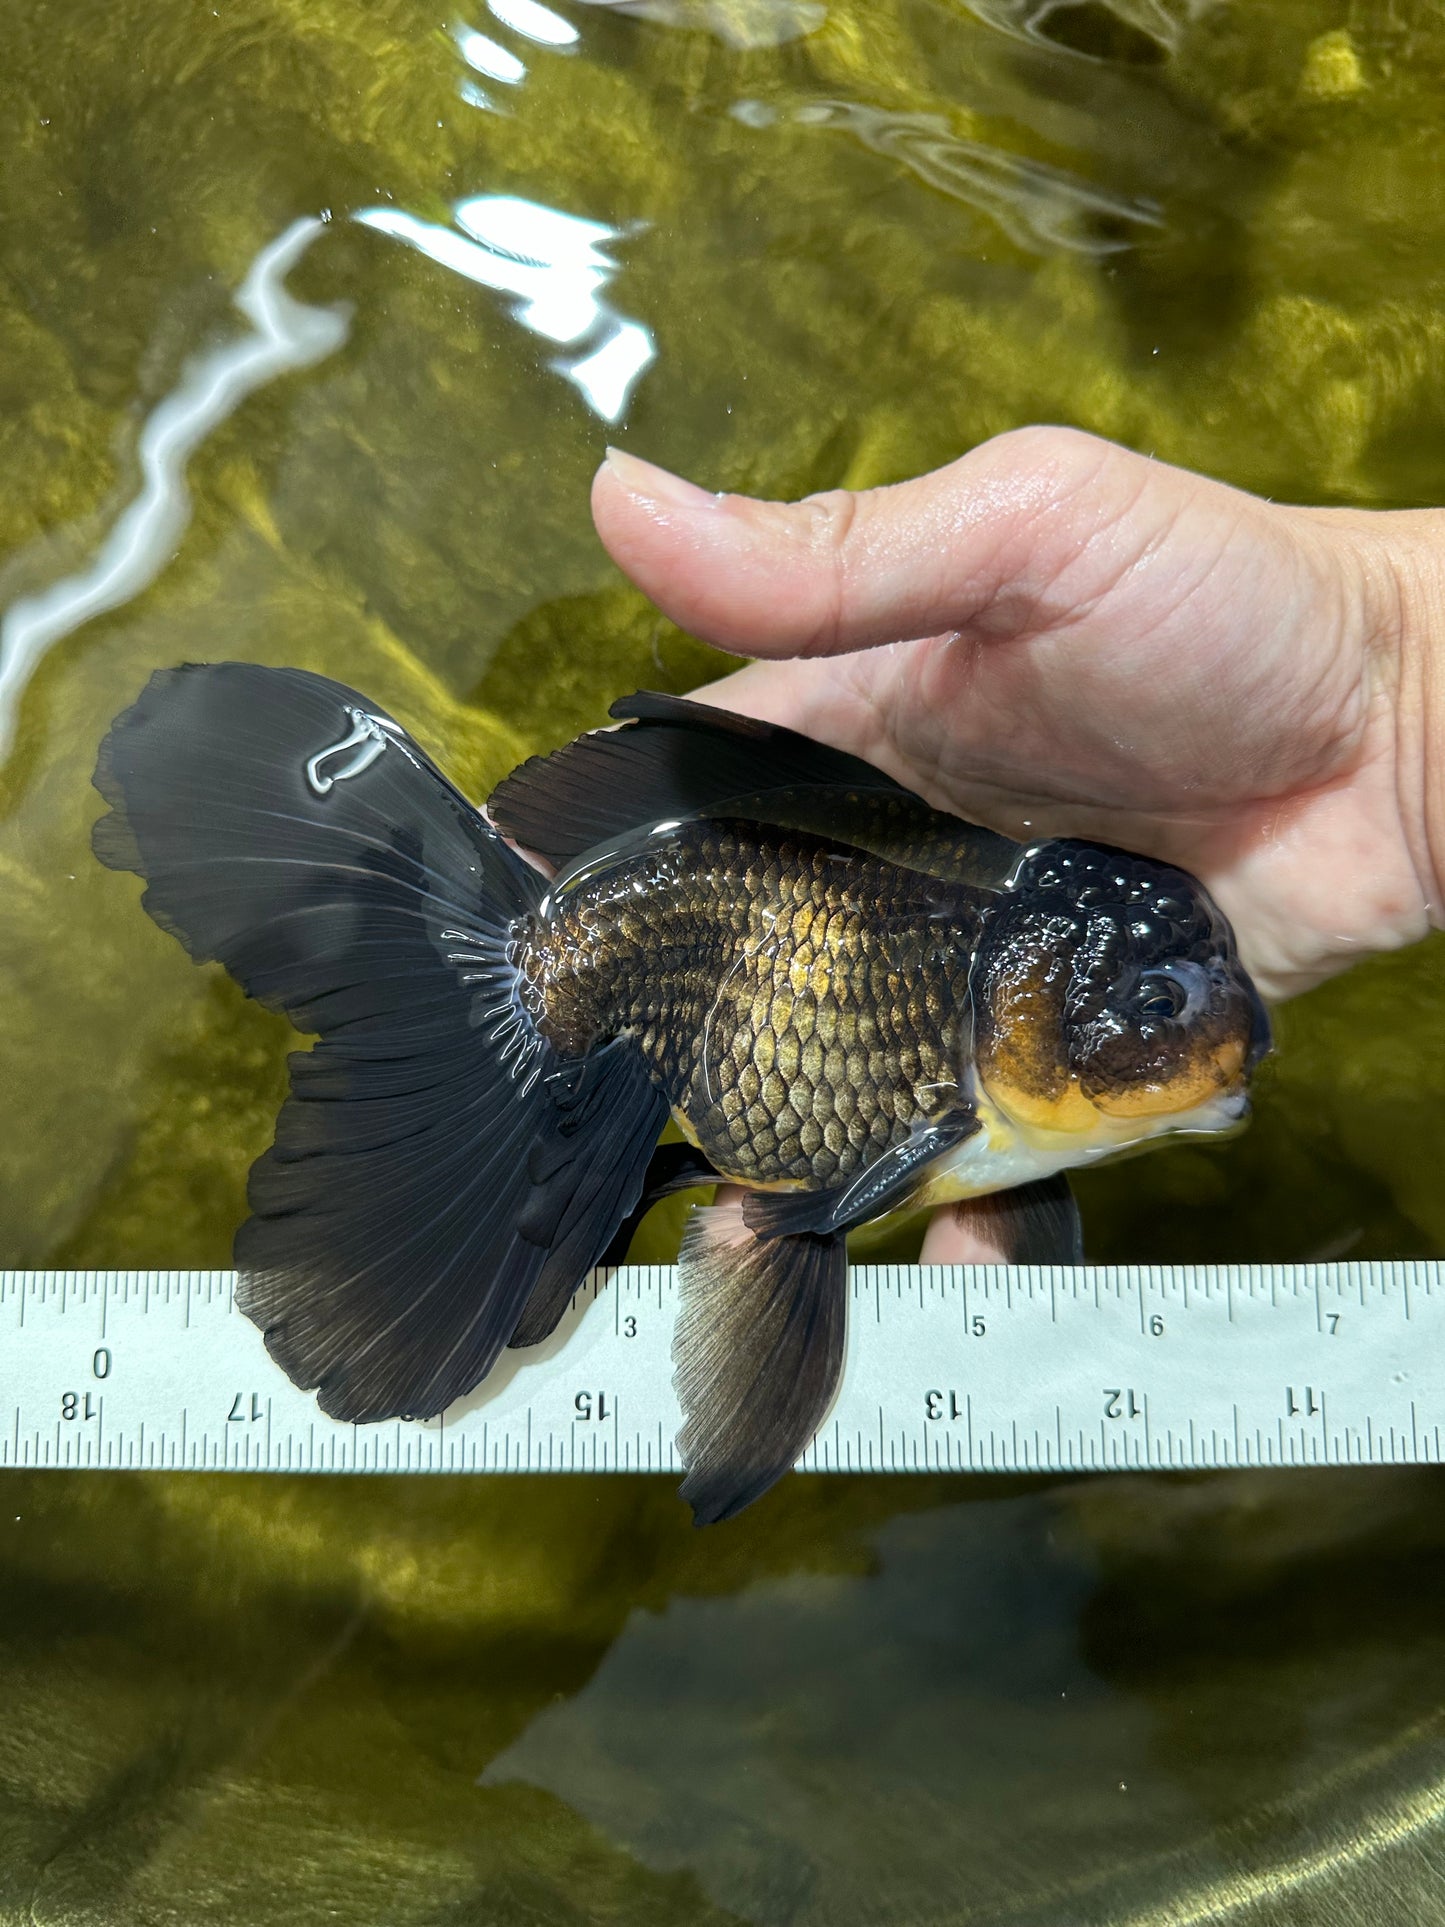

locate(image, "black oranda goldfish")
(93, 665), (1270, 1521)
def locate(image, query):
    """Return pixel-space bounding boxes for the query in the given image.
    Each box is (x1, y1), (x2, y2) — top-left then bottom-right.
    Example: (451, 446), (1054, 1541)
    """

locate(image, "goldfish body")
(93, 666), (1269, 1521)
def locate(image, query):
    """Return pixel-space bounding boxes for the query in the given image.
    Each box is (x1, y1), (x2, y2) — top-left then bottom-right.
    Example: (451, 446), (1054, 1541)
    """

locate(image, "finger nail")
(602, 446), (722, 513)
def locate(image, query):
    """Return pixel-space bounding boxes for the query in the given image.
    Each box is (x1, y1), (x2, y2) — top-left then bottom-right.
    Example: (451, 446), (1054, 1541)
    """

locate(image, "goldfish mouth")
(1164, 1083), (1250, 1143)
(1094, 1084), (1249, 1144)
(977, 1065), (1252, 1139)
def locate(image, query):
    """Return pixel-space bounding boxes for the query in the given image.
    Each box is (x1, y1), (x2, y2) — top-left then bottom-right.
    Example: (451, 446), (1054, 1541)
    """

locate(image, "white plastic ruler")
(1, 1264), (1442, 1475)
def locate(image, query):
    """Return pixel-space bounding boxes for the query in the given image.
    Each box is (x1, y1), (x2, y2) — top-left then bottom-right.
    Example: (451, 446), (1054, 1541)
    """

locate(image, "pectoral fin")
(674, 1200), (846, 1526)
(741, 1115), (979, 1241)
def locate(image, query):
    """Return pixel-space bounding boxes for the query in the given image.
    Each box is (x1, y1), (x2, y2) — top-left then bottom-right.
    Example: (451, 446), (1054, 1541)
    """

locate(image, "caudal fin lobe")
(93, 662), (663, 1421)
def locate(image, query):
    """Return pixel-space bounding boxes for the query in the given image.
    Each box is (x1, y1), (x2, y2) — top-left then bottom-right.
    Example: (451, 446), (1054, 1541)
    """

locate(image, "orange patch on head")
(973, 953), (1083, 1130)
(1086, 1035), (1247, 1119)
(978, 1075), (1103, 1136)
(979, 1032), (1249, 1134)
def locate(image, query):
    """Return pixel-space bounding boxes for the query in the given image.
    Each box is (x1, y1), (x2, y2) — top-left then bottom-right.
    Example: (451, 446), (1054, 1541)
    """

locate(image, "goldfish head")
(971, 841), (1270, 1150)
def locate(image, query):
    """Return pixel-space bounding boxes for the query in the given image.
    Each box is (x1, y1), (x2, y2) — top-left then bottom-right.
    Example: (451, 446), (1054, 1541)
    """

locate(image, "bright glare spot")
(454, 26), (527, 81)
(457, 77), (499, 111)
(562, 320), (655, 424)
(457, 195), (616, 261)
(356, 195), (657, 423)
(359, 202), (604, 344)
(0, 218), (349, 759)
(488, 0), (580, 44)
(456, 195), (615, 342)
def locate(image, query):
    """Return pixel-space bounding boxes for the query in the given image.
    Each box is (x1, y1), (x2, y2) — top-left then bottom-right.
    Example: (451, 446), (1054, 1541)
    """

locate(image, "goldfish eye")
(1132, 961), (1208, 1022)
(1136, 981), (1184, 1019)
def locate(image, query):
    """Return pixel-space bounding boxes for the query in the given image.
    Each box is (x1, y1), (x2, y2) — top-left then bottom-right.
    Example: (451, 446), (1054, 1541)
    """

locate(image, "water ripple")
(733, 98), (1162, 254)
(961, 0), (1217, 60)
(0, 217), (349, 761)
(576, 0), (826, 51)
(356, 196), (656, 424)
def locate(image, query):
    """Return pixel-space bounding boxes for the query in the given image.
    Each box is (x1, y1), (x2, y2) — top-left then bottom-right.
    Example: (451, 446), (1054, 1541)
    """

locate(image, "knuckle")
(790, 488), (862, 657)
(985, 422), (1107, 473)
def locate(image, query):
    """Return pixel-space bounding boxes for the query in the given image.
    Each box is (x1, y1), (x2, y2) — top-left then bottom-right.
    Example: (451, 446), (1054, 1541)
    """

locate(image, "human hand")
(594, 426), (1444, 1005)
(592, 425), (1445, 1260)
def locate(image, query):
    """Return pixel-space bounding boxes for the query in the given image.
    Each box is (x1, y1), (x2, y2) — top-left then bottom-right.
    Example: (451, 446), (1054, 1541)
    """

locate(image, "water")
(3, 0), (1445, 1917)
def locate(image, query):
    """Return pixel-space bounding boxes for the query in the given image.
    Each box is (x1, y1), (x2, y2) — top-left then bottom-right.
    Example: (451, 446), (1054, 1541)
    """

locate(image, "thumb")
(918, 1201), (1019, 1265)
(591, 427), (1215, 659)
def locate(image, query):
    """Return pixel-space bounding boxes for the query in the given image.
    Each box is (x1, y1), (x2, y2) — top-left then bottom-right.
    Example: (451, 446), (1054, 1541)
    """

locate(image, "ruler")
(2, 1264), (1442, 1476)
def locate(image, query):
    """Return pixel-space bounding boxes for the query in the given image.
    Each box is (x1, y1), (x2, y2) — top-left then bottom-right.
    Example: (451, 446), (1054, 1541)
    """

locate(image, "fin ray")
(674, 1201), (847, 1525)
(487, 690), (1021, 890)
(507, 1048), (670, 1348)
(593, 1142), (722, 1272)
(94, 662), (655, 1423)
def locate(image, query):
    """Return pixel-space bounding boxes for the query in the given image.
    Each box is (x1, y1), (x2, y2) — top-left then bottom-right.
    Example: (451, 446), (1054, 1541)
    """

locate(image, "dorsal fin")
(487, 691), (1022, 892)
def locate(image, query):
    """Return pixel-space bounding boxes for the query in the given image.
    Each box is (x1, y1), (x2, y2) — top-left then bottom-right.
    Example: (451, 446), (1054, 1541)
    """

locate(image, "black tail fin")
(511, 1140), (722, 1348)
(93, 662), (664, 1422)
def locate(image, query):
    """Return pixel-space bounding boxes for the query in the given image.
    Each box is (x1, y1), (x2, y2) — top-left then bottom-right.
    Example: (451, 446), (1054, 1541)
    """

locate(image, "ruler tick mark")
(8, 1263), (1445, 1478)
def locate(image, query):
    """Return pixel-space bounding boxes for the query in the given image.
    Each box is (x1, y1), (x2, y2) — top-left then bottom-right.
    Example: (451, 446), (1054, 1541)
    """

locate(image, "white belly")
(916, 1083), (1247, 1206)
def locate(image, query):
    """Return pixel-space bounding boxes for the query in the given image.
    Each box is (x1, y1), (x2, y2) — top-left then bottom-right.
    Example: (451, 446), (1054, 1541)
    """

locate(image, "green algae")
(4, 0), (1445, 1919)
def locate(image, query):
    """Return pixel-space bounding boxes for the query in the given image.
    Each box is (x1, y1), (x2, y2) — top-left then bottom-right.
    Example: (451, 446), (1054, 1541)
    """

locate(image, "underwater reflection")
(732, 97), (1161, 255)
(576, 0), (826, 50)
(0, 217), (348, 760)
(484, 1491), (1147, 1921)
(355, 197), (655, 424)
(484, 1474), (1445, 1926)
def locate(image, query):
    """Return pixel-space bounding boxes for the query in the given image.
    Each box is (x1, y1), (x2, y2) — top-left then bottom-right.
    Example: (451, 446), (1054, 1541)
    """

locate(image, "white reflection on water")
(575, 0), (825, 49)
(487, 0), (580, 45)
(962, 0), (1216, 58)
(0, 216), (349, 760)
(567, 321), (657, 421)
(732, 97), (1161, 255)
(355, 196), (656, 423)
(455, 24), (528, 82)
(458, 77), (501, 111)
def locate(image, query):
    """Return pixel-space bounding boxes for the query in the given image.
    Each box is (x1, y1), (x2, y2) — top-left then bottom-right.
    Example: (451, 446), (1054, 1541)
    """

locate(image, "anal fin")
(674, 1201), (846, 1526)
